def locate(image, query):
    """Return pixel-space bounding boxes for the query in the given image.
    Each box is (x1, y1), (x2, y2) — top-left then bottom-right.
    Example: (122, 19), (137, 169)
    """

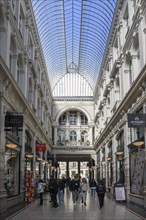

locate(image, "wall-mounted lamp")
(37, 157), (42, 161)
(115, 151), (124, 156)
(6, 143), (17, 149)
(25, 154), (34, 158)
(133, 141), (144, 147)
(107, 156), (112, 161)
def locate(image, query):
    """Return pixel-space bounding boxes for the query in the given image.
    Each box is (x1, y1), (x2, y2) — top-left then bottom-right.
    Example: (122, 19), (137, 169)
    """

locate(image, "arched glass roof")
(31, 0), (116, 96)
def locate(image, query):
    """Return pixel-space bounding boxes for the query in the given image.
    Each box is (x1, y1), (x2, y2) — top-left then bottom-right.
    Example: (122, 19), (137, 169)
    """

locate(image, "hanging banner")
(127, 114), (146, 127)
(35, 144), (46, 153)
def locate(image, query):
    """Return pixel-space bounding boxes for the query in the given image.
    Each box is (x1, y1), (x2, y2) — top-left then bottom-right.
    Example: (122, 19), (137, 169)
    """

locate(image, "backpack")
(97, 184), (104, 194)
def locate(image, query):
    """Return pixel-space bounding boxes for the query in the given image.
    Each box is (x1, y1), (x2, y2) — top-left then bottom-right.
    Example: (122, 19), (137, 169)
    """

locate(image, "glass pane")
(4, 148), (20, 198)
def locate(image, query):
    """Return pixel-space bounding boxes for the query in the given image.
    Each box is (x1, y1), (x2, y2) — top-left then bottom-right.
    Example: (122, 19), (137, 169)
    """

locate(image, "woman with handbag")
(37, 179), (45, 206)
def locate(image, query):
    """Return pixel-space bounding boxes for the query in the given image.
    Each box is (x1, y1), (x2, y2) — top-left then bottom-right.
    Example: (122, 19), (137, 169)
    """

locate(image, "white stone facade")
(94, 0), (146, 209)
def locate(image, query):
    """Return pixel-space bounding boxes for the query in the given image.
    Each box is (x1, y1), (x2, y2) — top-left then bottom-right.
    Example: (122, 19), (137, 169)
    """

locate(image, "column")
(66, 112), (69, 126)
(23, 56), (28, 99)
(34, 81), (38, 111)
(0, 5), (6, 61)
(32, 137), (36, 184)
(4, 6), (11, 66)
(78, 161), (80, 176)
(0, 85), (7, 212)
(19, 124), (26, 200)
(89, 161), (92, 184)
(11, 54), (18, 80)
(54, 126), (58, 145)
(66, 161), (69, 177)
(144, 104), (146, 210)
(77, 112), (80, 125)
(124, 122), (130, 201)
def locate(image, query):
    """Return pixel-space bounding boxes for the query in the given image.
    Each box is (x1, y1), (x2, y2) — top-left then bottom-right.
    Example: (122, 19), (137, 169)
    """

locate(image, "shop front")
(128, 137), (145, 207)
(4, 144), (20, 199)
(4, 131), (23, 209)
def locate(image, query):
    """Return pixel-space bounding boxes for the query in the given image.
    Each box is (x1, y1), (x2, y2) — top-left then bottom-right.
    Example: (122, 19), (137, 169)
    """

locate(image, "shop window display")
(4, 148), (20, 197)
(130, 149), (145, 195)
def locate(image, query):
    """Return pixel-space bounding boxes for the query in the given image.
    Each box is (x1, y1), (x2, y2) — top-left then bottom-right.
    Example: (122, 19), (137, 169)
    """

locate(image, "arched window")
(58, 130), (65, 142)
(59, 114), (66, 125)
(81, 114), (88, 125)
(69, 111), (77, 125)
(81, 131), (87, 142)
(70, 130), (77, 141)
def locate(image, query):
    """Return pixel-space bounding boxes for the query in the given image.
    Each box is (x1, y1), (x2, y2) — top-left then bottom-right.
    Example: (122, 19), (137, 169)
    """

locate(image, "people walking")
(69, 174), (80, 205)
(58, 179), (65, 203)
(90, 178), (97, 198)
(50, 179), (59, 208)
(96, 180), (106, 209)
(80, 177), (88, 206)
(37, 179), (45, 206)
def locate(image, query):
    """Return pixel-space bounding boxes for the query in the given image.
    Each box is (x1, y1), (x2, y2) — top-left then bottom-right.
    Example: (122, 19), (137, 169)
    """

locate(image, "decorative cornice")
(53, 96), (94, 101)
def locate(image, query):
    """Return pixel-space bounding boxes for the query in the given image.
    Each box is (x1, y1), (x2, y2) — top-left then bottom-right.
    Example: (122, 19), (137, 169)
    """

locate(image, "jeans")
(80, 191), (87, 203)
(58, 190), (64, 203)
(72, 190), (79, 203)
(91, 187), (96, 197)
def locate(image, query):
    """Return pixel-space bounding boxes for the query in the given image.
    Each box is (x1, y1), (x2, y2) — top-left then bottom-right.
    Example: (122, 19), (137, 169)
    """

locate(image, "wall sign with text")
(127, 114), (146, 127)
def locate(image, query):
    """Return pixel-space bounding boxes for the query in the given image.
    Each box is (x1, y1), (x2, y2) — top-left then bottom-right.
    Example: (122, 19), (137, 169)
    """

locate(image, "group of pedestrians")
(69, 174), (88, 206)
(37, 175), (106, 209)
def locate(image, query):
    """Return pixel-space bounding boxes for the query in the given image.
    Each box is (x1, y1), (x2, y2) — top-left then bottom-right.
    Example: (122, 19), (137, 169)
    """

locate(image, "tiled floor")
(5, 188), (145, 220)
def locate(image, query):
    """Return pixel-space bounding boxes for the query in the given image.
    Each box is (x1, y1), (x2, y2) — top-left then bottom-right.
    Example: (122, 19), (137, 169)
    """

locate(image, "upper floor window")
(69, 111), (77, 125)
(123, 5), (130, 37)
(70, 130), (77, 141)
(81, 131), (87, 142)
(58, 130), (65, 142)
(28, 37), (33, 60)
(17, 60), (20, 85)
(81, 114), (88, 125)
(19, 7), (25, 38)
(117, 131), (124, 146)
(59, 114), (66, 125)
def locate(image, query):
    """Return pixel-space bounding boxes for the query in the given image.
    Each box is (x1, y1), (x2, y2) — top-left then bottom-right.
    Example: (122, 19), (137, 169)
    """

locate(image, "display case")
(25, 170), (34, 203)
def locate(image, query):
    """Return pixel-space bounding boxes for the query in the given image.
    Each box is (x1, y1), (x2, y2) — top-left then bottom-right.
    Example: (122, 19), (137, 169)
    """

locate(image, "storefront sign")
(5, 115), (23, 127)
(127, 114), (146, 127)
(35, 144), (46, 153)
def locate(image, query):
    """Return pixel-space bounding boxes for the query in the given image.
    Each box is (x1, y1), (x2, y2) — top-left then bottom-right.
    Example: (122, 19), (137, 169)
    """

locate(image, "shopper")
(58, 178), (65, 203)
(37, 179), (45, 206)
(96, 180), (106, 209)
(50, 179), (59, 208)
(90, 178), (97, 198)
(80, 177), (88, 206)
(69, 174), (80, 205)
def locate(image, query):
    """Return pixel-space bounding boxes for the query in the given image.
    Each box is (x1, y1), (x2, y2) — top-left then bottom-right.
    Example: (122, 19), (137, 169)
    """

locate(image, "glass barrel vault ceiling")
(31, 0), (116, 97)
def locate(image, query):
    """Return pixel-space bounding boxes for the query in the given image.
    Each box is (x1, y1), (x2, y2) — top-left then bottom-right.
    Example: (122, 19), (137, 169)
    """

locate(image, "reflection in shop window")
(4, 148), (20, 198)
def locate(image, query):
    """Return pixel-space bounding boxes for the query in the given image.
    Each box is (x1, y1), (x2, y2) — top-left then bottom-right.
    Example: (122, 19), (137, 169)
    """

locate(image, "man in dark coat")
(69, 174), (80, 205)
(96, 180), (106, 209)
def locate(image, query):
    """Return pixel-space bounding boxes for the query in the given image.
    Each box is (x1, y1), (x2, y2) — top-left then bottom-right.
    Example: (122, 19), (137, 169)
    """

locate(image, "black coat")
(69, 179), (80, 191)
